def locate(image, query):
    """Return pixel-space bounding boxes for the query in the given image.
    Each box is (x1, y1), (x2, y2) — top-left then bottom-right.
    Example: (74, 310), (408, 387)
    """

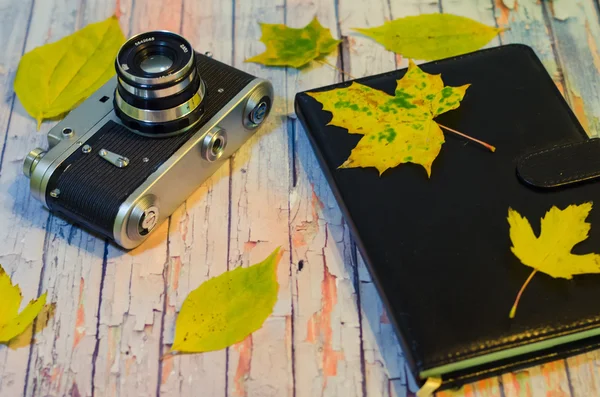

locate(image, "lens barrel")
(114, 31), (205, 136)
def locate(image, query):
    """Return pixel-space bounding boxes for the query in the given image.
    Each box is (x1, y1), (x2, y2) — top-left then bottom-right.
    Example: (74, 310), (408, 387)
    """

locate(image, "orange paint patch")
(161, 355), (174, 385)
(244, 240), (257, 252)
(305, 314), (316, 343)
(170, 256), (182, 292)
(586, 21), (600, 74)
(495, 0), (511, 27)
(50, 366), (63, 388)
(233, 335), (253, 397)
(292, 229), (307, 247)
(114, 0), (121, 19)
(555, 82), (565, 98)
(380, 310), (390, 324)
(125, 355), (136, 376)
(305, 263), (344, 381)
(73, 277), (85, 348)
(293, 188), (325, 248)
(179, 209), (190, 242)
(570, 89), (590, 135)
(312, 190), (325, 211)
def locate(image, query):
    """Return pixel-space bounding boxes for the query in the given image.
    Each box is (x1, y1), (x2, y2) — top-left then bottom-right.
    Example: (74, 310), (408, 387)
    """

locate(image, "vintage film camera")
(23, 31), (273, 249)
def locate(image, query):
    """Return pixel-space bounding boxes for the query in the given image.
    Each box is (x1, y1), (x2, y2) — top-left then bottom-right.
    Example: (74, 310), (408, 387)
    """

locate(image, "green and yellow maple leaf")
(354, 14), (502, 61)
(0, 265), (47, 343)
(507, 203), (600, 318)
(170, 248), (282, 354)
(307, 60), (470, 176)
(245, 17), (340, 68)
(14, 15), (125, 128)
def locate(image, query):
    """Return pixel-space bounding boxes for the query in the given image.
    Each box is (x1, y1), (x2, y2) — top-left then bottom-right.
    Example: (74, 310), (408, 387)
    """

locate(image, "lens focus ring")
(114, 30), (204, 136)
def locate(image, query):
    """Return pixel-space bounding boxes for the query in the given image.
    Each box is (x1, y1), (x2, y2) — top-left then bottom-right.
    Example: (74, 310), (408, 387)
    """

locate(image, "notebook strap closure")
(517, 139), (600, 188)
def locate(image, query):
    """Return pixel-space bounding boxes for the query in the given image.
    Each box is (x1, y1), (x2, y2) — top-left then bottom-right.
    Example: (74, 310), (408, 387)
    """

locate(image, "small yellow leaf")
(14, 15), (125, 127)
(353, 14), (502, 61)
(0, 265), (48, 343)
(507, 203), (600, 318)
(171, 247), (282, 353)
(8, 303), (56, 350)
(307, 60), (470, 176)
(246, 17), (340, 68)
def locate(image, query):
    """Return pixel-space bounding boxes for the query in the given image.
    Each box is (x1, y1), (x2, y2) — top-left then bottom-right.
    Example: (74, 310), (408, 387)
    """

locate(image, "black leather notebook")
(294, 45), (600, 391)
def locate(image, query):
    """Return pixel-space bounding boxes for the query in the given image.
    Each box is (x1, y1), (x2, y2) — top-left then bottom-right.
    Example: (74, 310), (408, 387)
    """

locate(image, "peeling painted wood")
(0, 0), (75, 395)
(91, 1), (181, 396)
(543, 0), (600, 136)
(2, 0), (600, 396)
(492, 0), (562, 85)
(226, 0), (293, 395)
(157, 0), (234, 394)
(286, 2), (364, 395)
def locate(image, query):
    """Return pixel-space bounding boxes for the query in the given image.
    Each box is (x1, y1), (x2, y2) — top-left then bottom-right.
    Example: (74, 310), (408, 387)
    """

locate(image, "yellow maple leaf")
(507, 203), (600, 318)
(307, 60), (471, 176)
(246, 17), (340, 68)
(0, 265), (47, 343)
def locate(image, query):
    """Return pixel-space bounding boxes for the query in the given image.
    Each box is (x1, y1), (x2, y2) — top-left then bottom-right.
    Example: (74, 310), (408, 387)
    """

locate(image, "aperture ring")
(118, 68), (196, 99)
(115, 79), (206, 124)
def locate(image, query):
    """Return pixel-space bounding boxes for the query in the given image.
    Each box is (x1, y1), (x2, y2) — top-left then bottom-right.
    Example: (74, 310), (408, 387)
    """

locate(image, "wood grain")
(1, 0), (600, 396)
(285, 1), (365, 396)
(157, 0), (234, 395)
(227, 0), (293, 395)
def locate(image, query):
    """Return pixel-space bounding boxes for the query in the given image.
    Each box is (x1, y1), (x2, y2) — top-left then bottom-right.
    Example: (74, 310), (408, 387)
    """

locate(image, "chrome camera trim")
(26, 75), (273, 249)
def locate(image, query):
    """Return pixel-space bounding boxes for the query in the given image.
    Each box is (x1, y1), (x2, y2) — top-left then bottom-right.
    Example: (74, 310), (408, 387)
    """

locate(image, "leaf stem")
(315, 59), (357, 80)
(437, 123), (496, 153)
(510, 269), (538, 319)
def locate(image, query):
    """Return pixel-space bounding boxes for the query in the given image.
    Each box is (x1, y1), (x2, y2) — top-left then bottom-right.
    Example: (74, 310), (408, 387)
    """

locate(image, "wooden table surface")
(2, 0), (600, 396)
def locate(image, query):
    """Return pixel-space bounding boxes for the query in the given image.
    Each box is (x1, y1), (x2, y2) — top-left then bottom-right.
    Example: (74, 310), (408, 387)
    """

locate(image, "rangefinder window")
(23, 30), (274, 249)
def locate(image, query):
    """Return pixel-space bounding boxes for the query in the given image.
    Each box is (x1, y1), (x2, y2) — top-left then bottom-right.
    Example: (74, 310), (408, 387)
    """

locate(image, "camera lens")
(139, 54), (174, 74)
(114, 31), (205, 136)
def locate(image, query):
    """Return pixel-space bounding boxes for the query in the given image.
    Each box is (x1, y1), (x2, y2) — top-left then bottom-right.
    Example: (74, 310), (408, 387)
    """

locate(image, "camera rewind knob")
(23, 148), (46, 178)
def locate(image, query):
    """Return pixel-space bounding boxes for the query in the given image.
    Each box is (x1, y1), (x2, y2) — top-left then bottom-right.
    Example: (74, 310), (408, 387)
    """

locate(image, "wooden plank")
(0, 0), (85, 396)
(20, 3), (125, 396)
(227, 0), (293, 395)
(543, 0), (600, 136)
(285, 1), (364, 395)
(157, 0), (234, 394)
(501, 360), (572, 397)
(565, 351), (600, 396)
(492, 0), (562, 86)
(90, 2), (182, 396)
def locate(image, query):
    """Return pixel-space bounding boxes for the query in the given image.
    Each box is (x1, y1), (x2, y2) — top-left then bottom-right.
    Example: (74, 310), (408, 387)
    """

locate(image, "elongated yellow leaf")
(354, 14), (502, 61)
(14, 15), (125, 127)
(171, 248), (282, 353)
(307, 60), (470, 176)
(507, 203), (600, 318)
(246, 17), (340, 68)
(0, 265), (47, 343)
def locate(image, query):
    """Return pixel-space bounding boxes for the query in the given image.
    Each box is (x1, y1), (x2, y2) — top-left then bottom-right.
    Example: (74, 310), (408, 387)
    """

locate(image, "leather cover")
(294, 44), (600, 390)
(518, 139), (600, 188)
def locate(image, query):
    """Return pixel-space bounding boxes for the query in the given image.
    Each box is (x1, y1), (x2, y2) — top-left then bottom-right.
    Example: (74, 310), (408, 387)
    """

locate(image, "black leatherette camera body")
(45, 53), (253, 239)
